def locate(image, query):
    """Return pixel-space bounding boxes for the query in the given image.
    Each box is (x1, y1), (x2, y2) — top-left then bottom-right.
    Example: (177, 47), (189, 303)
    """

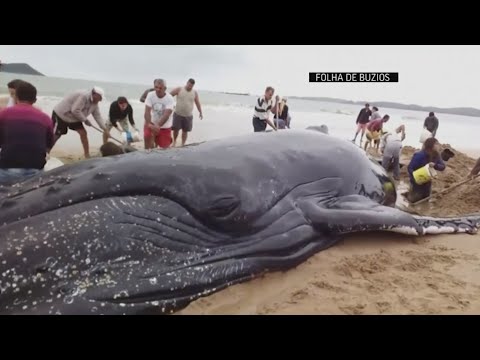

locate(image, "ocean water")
(1, 72), (477, 155)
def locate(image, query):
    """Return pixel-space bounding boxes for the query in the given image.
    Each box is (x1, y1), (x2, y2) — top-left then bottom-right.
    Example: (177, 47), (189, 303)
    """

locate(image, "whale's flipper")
(297, 195), (480, 236)
(0, 195), (335, 315)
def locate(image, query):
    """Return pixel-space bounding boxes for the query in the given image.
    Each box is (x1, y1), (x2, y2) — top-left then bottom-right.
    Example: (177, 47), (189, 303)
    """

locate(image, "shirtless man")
(170, 78), (203, 147)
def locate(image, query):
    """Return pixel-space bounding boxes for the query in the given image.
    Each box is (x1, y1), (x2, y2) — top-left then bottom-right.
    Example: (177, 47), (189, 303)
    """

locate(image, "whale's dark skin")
(0, 130), (479, 315)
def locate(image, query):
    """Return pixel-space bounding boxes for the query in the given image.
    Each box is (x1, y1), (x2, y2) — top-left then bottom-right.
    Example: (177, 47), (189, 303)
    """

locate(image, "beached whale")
(0, 130), (479, 315)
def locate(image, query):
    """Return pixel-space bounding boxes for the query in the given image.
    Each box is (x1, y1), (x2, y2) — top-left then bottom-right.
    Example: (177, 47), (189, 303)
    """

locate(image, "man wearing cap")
(51, 86), (108, 158)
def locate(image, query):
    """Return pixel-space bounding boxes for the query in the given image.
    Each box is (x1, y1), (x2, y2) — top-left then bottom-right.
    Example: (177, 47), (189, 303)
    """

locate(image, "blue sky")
(1, 45), (479, 108)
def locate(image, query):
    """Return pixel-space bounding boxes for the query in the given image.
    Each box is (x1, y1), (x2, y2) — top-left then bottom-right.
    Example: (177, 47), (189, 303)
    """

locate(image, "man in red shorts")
(144, 79), (175, 149)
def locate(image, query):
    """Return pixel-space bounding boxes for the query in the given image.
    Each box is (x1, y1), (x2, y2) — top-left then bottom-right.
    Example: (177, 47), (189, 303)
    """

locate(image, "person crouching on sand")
(380, 125), (405, 181)
(51, 86), (108, 159)
(407, 137), (445, 203)
(274, 98), (289, 130)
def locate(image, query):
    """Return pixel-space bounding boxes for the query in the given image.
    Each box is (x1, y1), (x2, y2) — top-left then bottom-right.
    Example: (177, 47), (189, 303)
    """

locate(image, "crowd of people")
(0, 77), (204, 185)
(348, 102), (449, 203)
(0, 77), (476, 207)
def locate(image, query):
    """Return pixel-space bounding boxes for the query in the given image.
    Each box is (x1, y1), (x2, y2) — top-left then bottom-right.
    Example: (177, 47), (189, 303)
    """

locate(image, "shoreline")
(3, 70), (480, 118)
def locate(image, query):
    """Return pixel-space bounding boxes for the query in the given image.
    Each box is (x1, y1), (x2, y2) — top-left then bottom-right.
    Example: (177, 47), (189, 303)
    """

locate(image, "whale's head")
(0, 131), (405, 315)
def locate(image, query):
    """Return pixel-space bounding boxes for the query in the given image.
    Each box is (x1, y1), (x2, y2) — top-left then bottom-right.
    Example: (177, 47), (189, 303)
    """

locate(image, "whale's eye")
(207, 196), (240, 218)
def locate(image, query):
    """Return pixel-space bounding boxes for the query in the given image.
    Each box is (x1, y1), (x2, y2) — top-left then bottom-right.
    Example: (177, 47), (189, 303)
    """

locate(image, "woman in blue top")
(407, 137), (446, 203)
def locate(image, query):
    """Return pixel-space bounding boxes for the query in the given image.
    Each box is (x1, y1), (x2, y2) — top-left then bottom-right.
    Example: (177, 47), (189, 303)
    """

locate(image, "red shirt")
(0, 104), (54, 169)
(367, 119), (384, 132)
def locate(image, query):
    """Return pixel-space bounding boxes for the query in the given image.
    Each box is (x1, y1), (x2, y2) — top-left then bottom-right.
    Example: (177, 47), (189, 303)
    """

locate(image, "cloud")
(1, 45), (480, 108)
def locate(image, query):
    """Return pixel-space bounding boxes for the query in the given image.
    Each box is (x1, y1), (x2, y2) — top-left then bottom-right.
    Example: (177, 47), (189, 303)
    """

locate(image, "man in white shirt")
(144, 78), (175, 149)
(370, 106), (381, 121)
(252, 86), (279, 132)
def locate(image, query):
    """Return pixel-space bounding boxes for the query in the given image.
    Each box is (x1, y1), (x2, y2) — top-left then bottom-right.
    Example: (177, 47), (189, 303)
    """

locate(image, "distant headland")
(0, 62), (44, 76)
(222, 91), (250, 96)
(289, 96), (480, 118)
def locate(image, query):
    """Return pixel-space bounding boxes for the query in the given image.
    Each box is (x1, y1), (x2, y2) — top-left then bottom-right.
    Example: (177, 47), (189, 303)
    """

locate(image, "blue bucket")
(121, 131), (140, 144)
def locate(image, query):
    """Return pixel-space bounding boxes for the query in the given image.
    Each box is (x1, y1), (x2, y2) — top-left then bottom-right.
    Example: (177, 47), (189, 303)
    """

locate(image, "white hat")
(92, 86), (105, 99)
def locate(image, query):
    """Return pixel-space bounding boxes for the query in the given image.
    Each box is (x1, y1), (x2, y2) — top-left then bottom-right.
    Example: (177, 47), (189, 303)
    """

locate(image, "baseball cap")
(92, 86), (105, 99)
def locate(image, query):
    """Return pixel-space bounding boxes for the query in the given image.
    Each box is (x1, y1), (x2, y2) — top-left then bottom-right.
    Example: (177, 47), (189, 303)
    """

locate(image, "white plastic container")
(419, 129), (432, 144)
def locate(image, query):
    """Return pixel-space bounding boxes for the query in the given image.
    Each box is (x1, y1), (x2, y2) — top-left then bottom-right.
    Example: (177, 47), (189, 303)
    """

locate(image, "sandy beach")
(180, 232), (480, 315)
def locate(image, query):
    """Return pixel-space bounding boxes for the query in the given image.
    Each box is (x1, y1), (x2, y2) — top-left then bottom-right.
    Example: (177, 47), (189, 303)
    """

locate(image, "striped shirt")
(0, 104), (54, 169)
(253, 96), (273, 120)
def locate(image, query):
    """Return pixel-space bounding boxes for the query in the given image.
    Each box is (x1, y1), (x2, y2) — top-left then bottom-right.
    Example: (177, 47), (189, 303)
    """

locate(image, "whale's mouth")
(0, 194), (337, 315)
